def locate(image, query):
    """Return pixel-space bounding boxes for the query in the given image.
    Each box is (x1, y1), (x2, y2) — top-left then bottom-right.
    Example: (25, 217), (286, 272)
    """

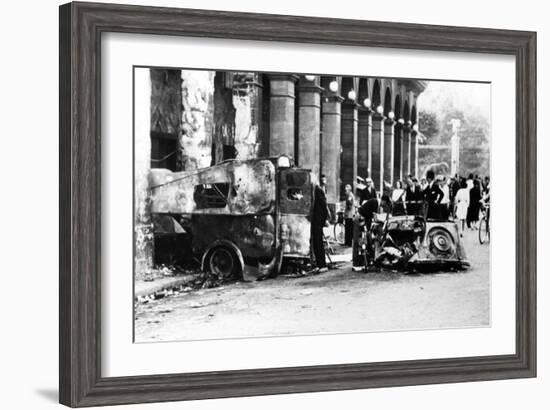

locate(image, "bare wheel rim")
(209, 248), (235, 278)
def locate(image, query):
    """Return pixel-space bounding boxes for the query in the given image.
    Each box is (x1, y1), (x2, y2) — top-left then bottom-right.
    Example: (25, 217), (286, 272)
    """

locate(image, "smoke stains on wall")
(135, 68), (264, 275)
(179, 70), (215, 171)
(212, 72), (236, 164)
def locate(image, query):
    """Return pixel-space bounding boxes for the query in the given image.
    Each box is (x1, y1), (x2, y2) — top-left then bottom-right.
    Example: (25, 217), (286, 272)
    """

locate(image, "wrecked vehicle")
(363, 201), (470, 271)
(149, 155), (312, 281)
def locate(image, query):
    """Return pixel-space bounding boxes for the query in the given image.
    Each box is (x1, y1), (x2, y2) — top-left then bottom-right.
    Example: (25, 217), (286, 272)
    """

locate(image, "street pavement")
(134, 227), (490, 342)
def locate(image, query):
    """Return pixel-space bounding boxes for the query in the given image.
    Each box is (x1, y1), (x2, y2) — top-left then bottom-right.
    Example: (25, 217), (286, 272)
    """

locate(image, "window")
(193, 183), (230, 209)
(287, 188), (304, 201)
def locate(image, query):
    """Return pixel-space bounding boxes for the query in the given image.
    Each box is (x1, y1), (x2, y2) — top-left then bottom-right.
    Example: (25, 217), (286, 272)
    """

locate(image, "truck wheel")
(206, 246), (242, 280)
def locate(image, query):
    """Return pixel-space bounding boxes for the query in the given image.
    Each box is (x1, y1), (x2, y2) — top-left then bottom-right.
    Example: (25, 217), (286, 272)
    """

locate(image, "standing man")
(320, 174), (328, 194)
(423, 170), (444, 219)
(360, 177), (377, 204)
(343, 184), (355, 247)
(311, 180), (329, 273)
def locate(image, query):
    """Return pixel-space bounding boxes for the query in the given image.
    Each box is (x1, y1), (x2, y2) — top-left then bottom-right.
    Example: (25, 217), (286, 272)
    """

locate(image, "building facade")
(135, 69), (426, 275)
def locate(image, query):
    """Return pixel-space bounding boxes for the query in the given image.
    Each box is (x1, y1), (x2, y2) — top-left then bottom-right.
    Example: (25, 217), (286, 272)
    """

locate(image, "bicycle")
(478, 203), (490, 244)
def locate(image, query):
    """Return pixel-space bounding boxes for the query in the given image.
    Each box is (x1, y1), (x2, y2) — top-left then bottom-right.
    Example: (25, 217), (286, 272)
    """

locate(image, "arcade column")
(383, 118), (395, 190)
(370, 112), (384, 194)
(321, 94), (344, 208)
(268, 74), (299, 157)
(394, 121), (403, 182)
(357, 108), (372, 181)
(402, 123), (411, 177)
(340, 100), (359, 199)
(297, 76), (322, 181)
(411, 130), (418, 177)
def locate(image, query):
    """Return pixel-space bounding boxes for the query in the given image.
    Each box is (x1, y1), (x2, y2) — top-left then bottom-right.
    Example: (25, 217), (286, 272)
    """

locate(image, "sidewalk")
(135, 273), (197, 299)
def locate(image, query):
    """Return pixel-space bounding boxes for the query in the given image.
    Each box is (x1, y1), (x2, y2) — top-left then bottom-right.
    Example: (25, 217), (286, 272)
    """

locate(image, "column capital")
(267, 73), (300, 83)
(297, 83), (324, 94)
(372, 112), (385, 121)
(323, 95), (345, 104)
(342, 100), (361, 110)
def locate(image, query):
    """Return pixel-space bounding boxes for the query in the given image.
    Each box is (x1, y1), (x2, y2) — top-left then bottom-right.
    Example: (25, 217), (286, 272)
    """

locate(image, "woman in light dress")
(391, 180), (406, 215)
(455, 179), (470, 237)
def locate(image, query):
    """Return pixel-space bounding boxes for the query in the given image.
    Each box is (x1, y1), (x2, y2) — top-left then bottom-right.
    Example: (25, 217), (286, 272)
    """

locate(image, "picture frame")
(59, 1), (536, 407)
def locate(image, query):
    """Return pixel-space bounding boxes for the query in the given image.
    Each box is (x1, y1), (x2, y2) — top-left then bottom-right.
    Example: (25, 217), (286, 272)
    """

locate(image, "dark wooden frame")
(59, 1), (536, 407)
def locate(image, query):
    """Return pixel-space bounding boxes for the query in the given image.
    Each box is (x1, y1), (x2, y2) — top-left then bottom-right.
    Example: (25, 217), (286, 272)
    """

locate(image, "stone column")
(321, 94), (344, 208)
(411, 131), (418, 177)
(357, 108), (372, 181)
(297, 76), (322, 181)
(370, 113), (384, 194)
(340, 101), (359, 199)
(268, 74), (299, 157)
(402, 124), (411, 176)
(383, 118), (395, 190)
(394, 122), (403, 182)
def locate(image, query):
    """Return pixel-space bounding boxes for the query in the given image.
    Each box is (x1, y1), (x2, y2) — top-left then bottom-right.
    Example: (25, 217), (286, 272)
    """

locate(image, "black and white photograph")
(133, 68), (491, 343)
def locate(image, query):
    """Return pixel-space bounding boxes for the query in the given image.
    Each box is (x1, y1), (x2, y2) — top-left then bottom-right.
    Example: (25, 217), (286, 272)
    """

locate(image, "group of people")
(309, 171), (490, 273)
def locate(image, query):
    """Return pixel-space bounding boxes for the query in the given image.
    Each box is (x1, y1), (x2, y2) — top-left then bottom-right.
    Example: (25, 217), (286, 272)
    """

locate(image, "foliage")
(418, 103), (490, 178)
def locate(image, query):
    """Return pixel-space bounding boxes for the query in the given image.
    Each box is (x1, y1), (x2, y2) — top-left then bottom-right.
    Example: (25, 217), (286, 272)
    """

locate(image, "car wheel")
(207, 246), (242, 280)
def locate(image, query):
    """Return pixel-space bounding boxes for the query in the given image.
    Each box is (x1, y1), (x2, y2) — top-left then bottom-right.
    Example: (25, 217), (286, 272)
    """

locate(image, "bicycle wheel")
(333, 222), (345, 245)
(478, 217), (488, 244)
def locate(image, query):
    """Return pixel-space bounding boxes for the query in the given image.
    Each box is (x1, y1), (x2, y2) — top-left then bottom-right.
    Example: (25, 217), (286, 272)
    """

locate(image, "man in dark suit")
(360, 177), (377, 204)
(423, 170), (444, 219)
(311, 182), (329, 272)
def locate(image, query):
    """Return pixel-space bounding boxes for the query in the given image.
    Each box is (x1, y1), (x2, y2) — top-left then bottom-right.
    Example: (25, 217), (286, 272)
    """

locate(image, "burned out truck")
(149, 156), (312, 281)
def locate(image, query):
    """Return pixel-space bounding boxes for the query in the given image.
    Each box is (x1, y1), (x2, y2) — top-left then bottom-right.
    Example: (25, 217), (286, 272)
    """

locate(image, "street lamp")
(388, 111), (395, 120)
(363, 98), (372, 109)
(398, 118), (405, 125)
(329, 80), (339, 92)
(347, 89), (356, 100)
(376, 105), (384, 115)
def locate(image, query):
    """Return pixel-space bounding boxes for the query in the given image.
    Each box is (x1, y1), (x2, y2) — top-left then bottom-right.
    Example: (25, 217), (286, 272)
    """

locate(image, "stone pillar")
(357, 109), (372, 181)
(340, 101), (359, 199)
(411, 131), (418, 177)
(383, 118), (395, 190)
(268, 74), (299, 157)
(233, 73), (264, 160)
(402, 124), (411, 176)
(297, 76), (322, 182)
(371, 113), (384, 195)
(394, 122), (403, 182)
(321, 94), (344, 208)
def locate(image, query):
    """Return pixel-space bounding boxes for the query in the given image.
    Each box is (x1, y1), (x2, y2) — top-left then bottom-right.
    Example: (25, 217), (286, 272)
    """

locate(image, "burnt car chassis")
(360, 200), (470, 272)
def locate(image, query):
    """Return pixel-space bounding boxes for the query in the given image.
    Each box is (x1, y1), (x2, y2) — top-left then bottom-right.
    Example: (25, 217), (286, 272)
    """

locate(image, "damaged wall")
(135, 68), (154, 278)
(179, 70), (215, 170)
(232, 73), (263, 160)
(136, 68), (264, 273)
